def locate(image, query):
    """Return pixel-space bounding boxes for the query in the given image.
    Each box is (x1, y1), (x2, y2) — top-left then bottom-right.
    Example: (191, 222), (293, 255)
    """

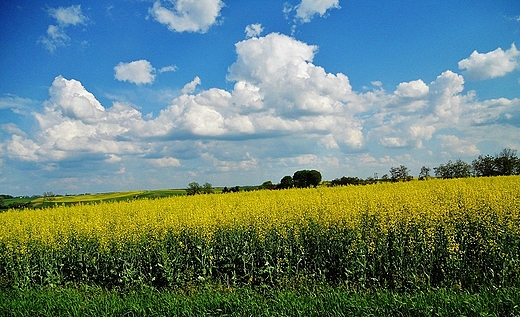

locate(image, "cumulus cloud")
(458, 43), (520, 80)
(6, 135), (41, 162)
(226, 33), (363, 148)
(367, 70), (468, 149)
(5, 76), (144, 163)
(181, 76), (201, 94)
(285, 0), (341, 23)
(149, 0), (224, 33)
(438, 134), (480, 156)
(245, 23), (263, 38)
(429, 70), (465, 123)
(40, 5), (88, 52)
(394, 79), (429, 98)
(468, 97), (520, 127)
(5, 36), (520, 187)
(114, 60), (156, 85)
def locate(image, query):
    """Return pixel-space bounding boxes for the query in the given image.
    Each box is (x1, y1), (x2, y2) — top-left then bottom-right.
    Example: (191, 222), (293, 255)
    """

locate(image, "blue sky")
(1, 0), (519, 196)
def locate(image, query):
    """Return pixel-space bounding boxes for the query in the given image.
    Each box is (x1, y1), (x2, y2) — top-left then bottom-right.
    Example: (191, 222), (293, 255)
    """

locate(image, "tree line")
(263, 148), (519, 190)
(332, 148), (520, 185)
(185, 148), (519, 195)
(259, 169), (323, 190)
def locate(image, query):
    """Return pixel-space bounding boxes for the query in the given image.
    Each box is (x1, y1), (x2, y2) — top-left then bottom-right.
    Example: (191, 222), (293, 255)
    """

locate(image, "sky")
(1, 0), (520, 196)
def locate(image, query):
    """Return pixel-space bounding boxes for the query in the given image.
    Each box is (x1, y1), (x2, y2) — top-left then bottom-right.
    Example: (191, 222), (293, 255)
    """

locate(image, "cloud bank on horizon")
(0, 0), (519, 195)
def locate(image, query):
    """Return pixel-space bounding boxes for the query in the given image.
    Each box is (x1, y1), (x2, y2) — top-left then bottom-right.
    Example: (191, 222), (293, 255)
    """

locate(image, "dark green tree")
(330, 176), (363, 186)
(495, 148), (520, 176)
(389, 165), (410, 181)
(451, 159), (471, 178)
(202, 182), (214, 194)
(293, 170), (322, 188)
(472, 154), (497, 177)
(434, 159), (471, 178)
(278, 175), (294, 189)
(419, 166), (431, 180)
(260, 181), (275, 190)
(186, 182), (202, 196)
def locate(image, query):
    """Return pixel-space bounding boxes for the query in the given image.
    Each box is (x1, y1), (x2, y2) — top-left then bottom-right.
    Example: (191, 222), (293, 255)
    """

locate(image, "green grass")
(2, 189), (187, 209)
(2, 186), (259, 210)
(1, 285), (519, 317)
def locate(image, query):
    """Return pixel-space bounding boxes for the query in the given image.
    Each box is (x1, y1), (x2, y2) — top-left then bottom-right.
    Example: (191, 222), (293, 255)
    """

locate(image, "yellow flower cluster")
(1, 176), (519, 253)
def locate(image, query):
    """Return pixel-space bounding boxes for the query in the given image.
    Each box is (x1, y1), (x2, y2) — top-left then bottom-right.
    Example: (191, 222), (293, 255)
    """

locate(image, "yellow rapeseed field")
(1, 176), (518, 251)
(1, 176), (519, 290)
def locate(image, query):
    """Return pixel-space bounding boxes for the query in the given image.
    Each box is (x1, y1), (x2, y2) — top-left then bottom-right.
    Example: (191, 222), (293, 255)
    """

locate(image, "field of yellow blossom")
(1, 176), (519, 291)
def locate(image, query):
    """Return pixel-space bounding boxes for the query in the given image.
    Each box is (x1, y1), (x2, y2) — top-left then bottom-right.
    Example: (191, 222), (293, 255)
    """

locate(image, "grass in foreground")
(1, 285), (519, 317)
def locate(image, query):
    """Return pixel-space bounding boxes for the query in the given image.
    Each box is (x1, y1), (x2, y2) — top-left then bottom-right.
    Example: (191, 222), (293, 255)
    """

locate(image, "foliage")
(222, 186), (240, 193)
(329, 176), (365, 186)
(434, 159), (471, 179)
(472, 148), (520, 177)
(259, 181), (275, 190)
(292, 170), (322, 188)
(2, 285), (520, 317)
(42, 191), (56, 204)
(202, 182), (214, 194)
(278, 176), (294, 189)
(186, 182), (202, 196)
(1, 176), (519, 292)
(419, 166), (431, 180)
(389, 165), (411, 181)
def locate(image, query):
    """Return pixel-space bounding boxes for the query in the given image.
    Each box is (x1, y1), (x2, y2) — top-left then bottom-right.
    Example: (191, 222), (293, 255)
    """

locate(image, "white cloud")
(458, 43), (520, 80)
(6, 135), (41, 162)
(118, 33), (364, 149)
(1, 124), (27, 137)
(48, 5), (88, 26)
(202, 151), (259, 172)
(40, 25), (69, 52)
(291, 154), (321, 165)
(438, 135), (480, 156)
(292, 0), (341, 23)
(428, 70), (466, 124)
(245, 23), (263, 38)
(0, 95), (36, 114)
(467, 97), (520, 127)
(45, 75), (106, 124)
(40, 5), (88, 52)
(158, 65), (178, 73)
(232, 81), (264, 111)
(106, 154), (122, 163)
(366, 70), (467, 149)
(114, 60), (156, 85)
(150, 157), (181, 167)
(181, 76), (201, 94)
(149, 0), (224, 33)
(5, 76), (145, 162)
(227, 33), (361, 148)
(228, 33), (318, 84)
(5, 36), (520, 192)
(395, 79), (429, 98)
